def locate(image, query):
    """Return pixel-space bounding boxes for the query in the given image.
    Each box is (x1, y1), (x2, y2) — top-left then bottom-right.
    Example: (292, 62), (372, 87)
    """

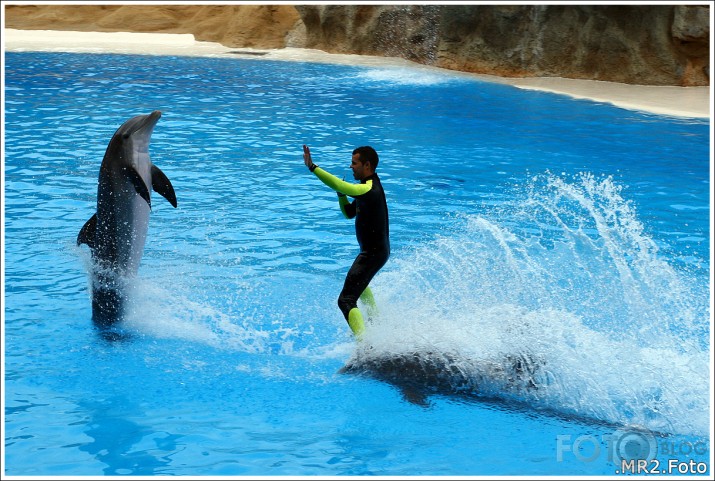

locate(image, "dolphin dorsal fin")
(151, 165), (178, 208)
(77, 213), (97, 248)
(125, 167), (152, 208)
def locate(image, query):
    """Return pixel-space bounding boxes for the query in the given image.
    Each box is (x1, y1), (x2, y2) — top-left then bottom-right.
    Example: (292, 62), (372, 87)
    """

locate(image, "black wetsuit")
(311, 167), (390, 320)
(337, 173), (390, 319)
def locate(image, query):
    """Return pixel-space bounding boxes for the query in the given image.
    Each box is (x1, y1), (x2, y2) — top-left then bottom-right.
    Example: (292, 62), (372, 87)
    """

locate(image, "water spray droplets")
(369, 172), (708, 434)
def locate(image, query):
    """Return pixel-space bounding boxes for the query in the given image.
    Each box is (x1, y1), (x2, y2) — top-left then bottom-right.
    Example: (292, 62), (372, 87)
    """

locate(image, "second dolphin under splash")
(77, 110), (177, 329)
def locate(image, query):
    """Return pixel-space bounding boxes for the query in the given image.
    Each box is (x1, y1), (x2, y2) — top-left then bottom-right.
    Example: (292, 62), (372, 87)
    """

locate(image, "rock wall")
(4, 3), (710, 86)
(296, 4), (710, 86)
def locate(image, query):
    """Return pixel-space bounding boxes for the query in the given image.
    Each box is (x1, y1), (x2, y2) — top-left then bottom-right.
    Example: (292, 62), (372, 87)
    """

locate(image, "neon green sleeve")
(338, 194), (352, 218)
(313, 167), (372, 197)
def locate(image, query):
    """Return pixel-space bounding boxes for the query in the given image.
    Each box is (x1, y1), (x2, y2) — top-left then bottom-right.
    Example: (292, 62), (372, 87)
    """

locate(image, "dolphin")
(340, 348), (545, 406)
(77, 110), (177, 329)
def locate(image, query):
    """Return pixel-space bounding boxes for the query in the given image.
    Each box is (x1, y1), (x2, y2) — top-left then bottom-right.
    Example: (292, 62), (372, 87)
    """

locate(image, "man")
(303, 144), (390, 337)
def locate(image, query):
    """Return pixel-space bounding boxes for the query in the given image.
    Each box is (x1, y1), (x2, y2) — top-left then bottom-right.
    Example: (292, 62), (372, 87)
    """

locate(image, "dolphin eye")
(122, 133), (130, 139)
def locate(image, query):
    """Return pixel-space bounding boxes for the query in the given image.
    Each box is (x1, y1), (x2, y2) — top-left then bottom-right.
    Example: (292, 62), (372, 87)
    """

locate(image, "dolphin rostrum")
(77, 110), (177, 328)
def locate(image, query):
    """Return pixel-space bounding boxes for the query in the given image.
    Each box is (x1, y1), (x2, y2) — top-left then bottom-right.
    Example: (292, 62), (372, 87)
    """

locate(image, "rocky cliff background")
(5, 3), (710, 86)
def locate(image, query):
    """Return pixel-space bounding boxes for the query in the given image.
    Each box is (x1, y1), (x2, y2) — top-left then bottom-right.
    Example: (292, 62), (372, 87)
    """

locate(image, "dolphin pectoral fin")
(151, 165), (177, 208)
(126, 167), (152, 208)
(397, 384), (430, 407)
(77, 213), (97, 248)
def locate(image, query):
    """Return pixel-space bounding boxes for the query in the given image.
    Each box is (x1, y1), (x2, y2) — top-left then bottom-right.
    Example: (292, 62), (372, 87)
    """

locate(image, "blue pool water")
(3, 51), (711, 476)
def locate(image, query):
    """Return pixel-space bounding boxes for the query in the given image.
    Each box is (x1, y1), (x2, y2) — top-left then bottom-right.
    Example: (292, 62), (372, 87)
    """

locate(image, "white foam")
(360, 172), (710, 435)
(357, 66), (458, 86)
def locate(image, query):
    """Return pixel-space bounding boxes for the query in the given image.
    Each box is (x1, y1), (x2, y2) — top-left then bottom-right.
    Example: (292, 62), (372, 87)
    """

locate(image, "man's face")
(350, 154), (369, 181)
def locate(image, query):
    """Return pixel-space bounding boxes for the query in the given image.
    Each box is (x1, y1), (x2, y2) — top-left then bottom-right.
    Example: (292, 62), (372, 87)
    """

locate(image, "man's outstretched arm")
(303, 145), (372, 197)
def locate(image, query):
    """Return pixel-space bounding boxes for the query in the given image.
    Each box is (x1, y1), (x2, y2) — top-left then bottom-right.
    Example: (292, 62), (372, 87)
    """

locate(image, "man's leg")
(338, 253), (386, 336)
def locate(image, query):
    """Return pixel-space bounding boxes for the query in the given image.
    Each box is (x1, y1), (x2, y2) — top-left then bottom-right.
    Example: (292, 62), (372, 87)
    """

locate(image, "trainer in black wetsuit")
(303, 144), (390, 337)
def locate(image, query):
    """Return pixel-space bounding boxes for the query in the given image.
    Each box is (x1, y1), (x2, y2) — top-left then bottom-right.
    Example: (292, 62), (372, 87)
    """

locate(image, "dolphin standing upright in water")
(77, 110), (177, 328)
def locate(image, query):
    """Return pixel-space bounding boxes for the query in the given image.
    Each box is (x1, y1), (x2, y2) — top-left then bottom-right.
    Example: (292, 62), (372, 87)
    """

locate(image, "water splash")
(83, 172), (709, 435)
(357, 66), (459, 86)
(116, 279), (277, 354)
(360, 172), (709, 435)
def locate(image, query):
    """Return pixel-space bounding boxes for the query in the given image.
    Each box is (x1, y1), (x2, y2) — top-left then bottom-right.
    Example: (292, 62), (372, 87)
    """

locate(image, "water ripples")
(3, 51), (710, 475)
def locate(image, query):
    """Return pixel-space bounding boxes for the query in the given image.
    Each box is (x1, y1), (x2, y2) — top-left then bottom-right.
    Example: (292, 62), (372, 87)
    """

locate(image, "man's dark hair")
(353, 146), (379, 169)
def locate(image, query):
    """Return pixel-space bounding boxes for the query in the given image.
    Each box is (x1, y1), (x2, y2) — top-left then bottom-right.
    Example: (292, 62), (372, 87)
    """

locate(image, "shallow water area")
(2, 47), (712, 477)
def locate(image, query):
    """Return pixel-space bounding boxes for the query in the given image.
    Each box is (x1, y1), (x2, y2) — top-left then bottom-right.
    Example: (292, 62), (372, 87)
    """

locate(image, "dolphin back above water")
(77, 110), (177, 327)
(340, 347), (545, 407)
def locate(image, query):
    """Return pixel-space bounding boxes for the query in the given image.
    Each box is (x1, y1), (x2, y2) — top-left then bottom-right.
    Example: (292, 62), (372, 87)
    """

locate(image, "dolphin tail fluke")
(77, 213), (97, 248)
(151, 165), (177, 208)
(126, 167), (152, 208)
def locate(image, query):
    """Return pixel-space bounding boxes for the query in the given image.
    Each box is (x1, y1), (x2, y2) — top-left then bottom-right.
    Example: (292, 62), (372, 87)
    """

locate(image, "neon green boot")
(347, 307), (365, 338)
(359, 286), (378, 320)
